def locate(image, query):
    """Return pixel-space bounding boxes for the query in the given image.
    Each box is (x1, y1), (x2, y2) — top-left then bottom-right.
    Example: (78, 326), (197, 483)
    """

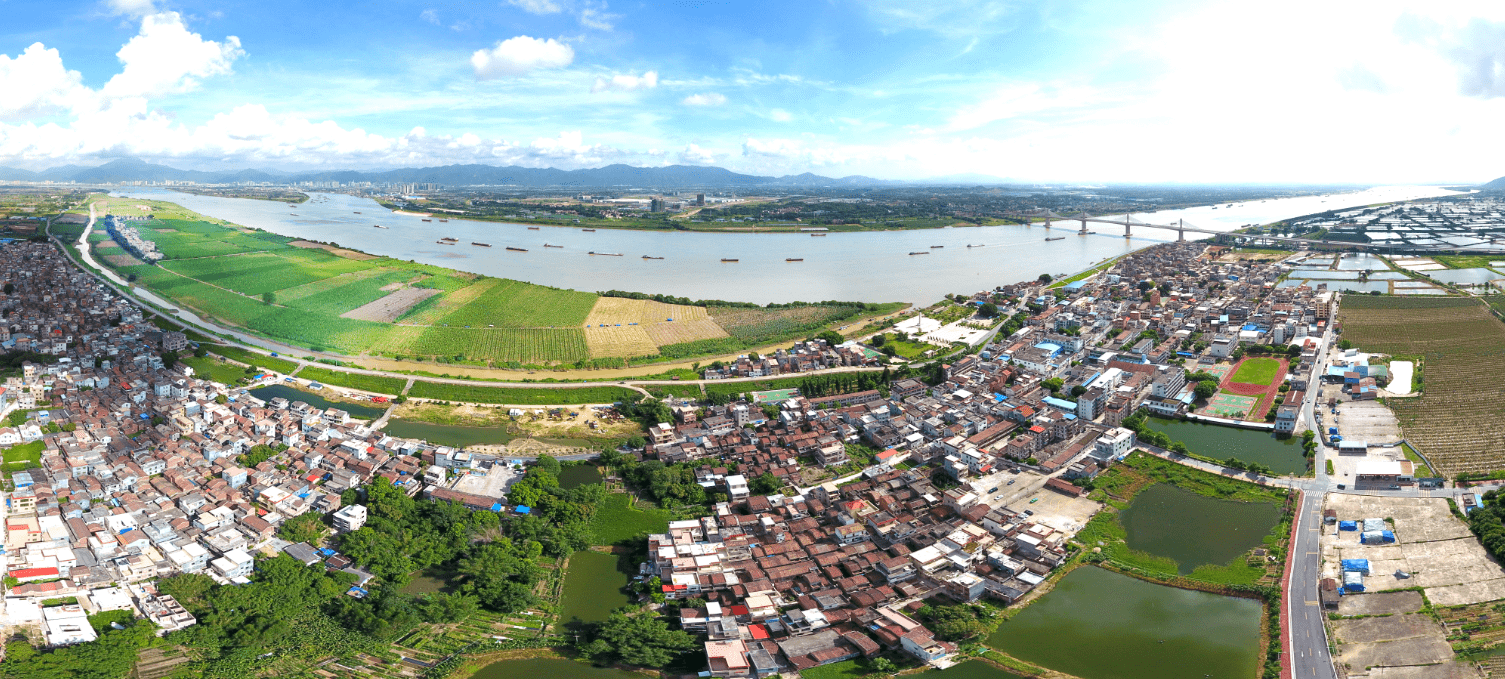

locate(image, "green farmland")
(406, 382), (636, 405)
(295, 366), (407, 395)
(93, 197), (894, 369)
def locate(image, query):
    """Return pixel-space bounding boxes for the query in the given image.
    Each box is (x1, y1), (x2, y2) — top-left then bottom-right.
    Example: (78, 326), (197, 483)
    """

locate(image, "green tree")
(922, 604), (987, 641)
(816, 330), (844, 346)
(978, 302), (999, 318)
(262, 291), (275, 305)
(457, 541), (542, 613)
(534, 454), (562, 477)
(1193, 380), (1218, 400)
(581, 610), (698, 667)
(749, 472), (782, 495)
(278, 512), (327, 545)
(1038, 273), (1053, 284)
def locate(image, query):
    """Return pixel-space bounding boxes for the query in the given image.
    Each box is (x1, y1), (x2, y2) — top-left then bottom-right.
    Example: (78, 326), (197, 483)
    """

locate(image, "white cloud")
(681, 92), (726, 106)
(579, 3), (621, 31)
(591, 70), (657, 93)
(0, 44), (90, 121)
(105, 0), (157, 18)
(420, 9), (440, 25)
(678, 143), (718, 164)
(769, 108), (792, 122)
(471, 36), (574, 79)
(101, 13), (243, 99)
(507, 0), (561, 15)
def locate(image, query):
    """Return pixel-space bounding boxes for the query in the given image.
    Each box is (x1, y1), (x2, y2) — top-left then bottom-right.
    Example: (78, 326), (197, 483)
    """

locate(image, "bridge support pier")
(1177, 220), (1185, 242)
(1079, 219), (1088, 234)
(1124, 223), (1131, 238)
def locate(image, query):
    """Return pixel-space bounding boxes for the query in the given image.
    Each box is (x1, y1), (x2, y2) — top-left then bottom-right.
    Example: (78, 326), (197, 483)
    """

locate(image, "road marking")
(1307, 551), (1318, 555)
(1305, 600), (1319, 605)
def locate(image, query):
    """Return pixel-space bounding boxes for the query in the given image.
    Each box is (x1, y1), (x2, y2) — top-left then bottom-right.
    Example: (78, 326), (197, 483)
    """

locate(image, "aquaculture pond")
(927, 661), (1019, 679)
(1143, 416), (1306, 474)
(1118, 483), (1282, 574)
(558, 465), (603, 489)
(471, 658), (646, 679)
(989, 567), (1262, 679)
(247, 384), (385, 418)
(382, 419), (513, 448)
(559, 550), (630, 624)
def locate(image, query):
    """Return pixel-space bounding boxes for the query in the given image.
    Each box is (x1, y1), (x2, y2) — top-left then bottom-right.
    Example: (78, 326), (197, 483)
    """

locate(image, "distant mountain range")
(0, 157), (1015, 189)
(1481, 175), (1505, 191)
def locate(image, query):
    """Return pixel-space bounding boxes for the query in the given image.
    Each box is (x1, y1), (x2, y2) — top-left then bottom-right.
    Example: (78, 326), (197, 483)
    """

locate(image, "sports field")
(1229, 357), (1281, 385)
(92, 197), (893, 368)
(1205, 393), (1259, 419)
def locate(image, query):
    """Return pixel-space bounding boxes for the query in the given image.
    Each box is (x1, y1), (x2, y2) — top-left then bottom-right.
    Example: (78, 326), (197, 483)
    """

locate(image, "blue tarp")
(1341, 559), (1370, 574)
(515, 505), (531, 514)
(490, 503), (503, 512)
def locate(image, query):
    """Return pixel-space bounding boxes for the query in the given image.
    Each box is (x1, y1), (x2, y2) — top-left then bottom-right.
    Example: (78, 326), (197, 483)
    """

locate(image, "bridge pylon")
(1177, 219), (1185, 242)
(1079, 218), (1088, 234)
(1123, 214), (1131, 239)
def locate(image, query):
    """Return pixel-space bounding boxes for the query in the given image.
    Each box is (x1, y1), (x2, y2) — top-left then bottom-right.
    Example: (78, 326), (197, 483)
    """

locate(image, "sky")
(2, 0), (1505, 183)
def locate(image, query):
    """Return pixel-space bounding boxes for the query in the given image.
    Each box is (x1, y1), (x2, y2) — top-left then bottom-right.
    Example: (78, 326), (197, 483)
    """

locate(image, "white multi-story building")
(333, 504), (368, 533)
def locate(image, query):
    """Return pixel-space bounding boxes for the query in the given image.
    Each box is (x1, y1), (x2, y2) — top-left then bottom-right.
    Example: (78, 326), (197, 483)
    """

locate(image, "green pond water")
(558, 465), (603, 489)
(400, 569), (451, 595)
(1119, 483), (1281, 575)
(248, 384), (385, 418)
(560, 551), (630, 624)
(928, 661), (1019, 679)
(383, 419), (514, 448)
(989, 567), (1262, 679)
(1144, 416), (1306, 474)
(471, 658), (644, 679)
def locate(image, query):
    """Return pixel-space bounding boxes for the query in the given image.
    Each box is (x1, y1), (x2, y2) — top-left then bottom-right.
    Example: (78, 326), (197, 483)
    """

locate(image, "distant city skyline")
(2, 0), (1504, 183)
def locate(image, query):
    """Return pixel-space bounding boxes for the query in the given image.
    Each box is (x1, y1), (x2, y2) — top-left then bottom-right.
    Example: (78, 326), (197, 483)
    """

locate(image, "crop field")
(708, 304), (861, 342)
(296, 366), (406, 395)
(162, 250), (374, 296)
(1229, 357), (1281, 385)
(589, 494), (671, 546)
(136, 217), (289, 259)
(180, 356), (253, 385)
(207, 346), (298, 374)
(393, 326), (590, 364)
(430, 279), (596, 328)
(583, 325), (659, 358)
(1338, 296), (1505, 475)
(406, 382), (636, 405)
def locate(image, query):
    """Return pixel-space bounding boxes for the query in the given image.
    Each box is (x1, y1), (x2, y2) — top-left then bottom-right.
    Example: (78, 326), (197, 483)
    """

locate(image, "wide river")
(113, 186), (1455, 305)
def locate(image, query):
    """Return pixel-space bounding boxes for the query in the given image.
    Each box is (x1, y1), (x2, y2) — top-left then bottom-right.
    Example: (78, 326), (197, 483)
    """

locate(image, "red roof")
(729, 605), (750, 616)
(9, 567), (59, 579)
(748, 624), (770, 639)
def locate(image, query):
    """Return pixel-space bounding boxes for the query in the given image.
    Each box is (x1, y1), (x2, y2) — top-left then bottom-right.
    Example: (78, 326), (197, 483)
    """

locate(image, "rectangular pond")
(988, 566), (1262, 679)
(560, 550), (631, 624)
(558, 465), (603, 489)
(1142, 416), (1307, 474)
(1119, 483), (1282, 575)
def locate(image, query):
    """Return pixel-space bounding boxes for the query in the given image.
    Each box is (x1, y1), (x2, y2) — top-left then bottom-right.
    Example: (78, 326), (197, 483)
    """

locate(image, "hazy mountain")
(1481, 175), (1505, 191)
(0, 157), (913, 188)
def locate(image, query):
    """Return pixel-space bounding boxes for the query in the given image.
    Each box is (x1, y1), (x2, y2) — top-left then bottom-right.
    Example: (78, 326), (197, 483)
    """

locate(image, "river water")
(989, 566), (1262, 679)
(112, 186), (1455, 306)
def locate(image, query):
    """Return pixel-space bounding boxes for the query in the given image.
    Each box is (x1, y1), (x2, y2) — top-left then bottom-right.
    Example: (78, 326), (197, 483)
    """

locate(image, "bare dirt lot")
(971, 469), (1099, 536)
(1337, 590), (1425, 616)
(289, 239), (379, 260)
(1365, 664), (1483, 679)
(341, 287), (440, 322)
(1324, 494), (1505, 606)
(1336, 634), (1454, 672)
(1332, 397), (1404, 442)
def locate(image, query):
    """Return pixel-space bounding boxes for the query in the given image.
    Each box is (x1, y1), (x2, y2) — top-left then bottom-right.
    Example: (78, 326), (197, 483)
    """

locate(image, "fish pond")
(1143, 416), (1306, 474)
(559, 550), (631, 624)
(1119, 483), (1282, 575)
(558, 465), (603, 489)
(471, 658), (646, 679)
(382, 419), (514, 448)
(989, 566), (1263, 679)
(247, 384), (385, 418)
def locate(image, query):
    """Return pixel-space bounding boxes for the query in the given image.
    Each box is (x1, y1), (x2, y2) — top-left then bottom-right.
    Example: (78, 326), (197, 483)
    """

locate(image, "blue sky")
(2, 0), (1505, 182)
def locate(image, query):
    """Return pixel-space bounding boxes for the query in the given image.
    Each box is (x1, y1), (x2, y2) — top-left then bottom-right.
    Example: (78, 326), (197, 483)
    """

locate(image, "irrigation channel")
(113, 186), (1455, 306)
(246, 384), (385, 419)
(989, 567), (1262, 679)
(1143, 416), (1306, 474)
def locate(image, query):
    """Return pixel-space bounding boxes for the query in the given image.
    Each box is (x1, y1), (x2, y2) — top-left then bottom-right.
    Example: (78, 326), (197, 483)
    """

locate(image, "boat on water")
(966, 244), (984, 248)
(505, 246), (526, 252)
(908, 251), (929, 255)
(930, 245), (944, 249)
(473, 242), (492, 247)
(582, 228), (596, 232)
(642, 255), (664, 260)
(786, 258), (804, 262)
(436, 240), (453, 245)
(1045, 236), (1066, 241)
(422, 218), (432, 222)
(589, 251), (623, 256)
(353, 211), (361, 214)
(810, 233), (826, 237)
(527, 226), (540, 230)
(721, 258), (739, 262)
(439, 219), (449, 222)
(372, 225), (388, 229)
(544, 243), (563, 248)
(440, 236), (457, 241)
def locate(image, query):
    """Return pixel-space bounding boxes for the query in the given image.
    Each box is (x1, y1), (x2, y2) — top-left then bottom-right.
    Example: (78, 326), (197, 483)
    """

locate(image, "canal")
(247, 384), (385, 419)
(560, 551), (630, 624)
(470, 658), (646, 679)
(382, 419), (514, 448)
(1143, 416), (1306, 474)
(1118, 483), (1282, 575)
(989, 566), (1262, 679)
